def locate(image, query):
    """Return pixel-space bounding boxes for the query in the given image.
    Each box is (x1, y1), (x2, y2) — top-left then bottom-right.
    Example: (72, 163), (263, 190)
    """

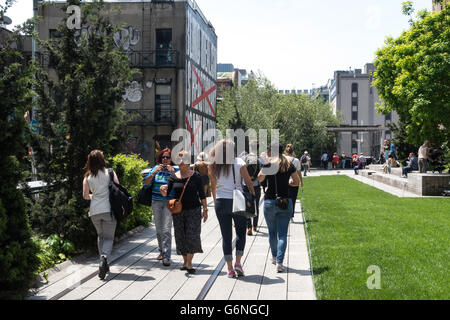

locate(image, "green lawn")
(301, 175), (450, 300)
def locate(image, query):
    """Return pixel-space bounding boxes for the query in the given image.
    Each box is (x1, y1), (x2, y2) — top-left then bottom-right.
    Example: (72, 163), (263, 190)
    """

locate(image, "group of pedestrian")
(82, 139), (304, 280)
(321, 151), (350, 170)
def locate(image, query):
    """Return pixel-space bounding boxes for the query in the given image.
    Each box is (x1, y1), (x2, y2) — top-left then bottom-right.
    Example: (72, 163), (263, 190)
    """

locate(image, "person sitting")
(354, 159), (363, 175)
(359, 153), (367, 169)
(402, 152), (419, 178)
(383, 153), (397, 174)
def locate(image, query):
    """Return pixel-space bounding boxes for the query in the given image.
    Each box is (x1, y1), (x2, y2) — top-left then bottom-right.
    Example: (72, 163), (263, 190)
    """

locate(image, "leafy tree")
(217, 74), (340, 162)
(0, 0), (40, 299)
(274, 93), (340, 163)
(29, 0), (137, 249)
(373, 4), (450, 148)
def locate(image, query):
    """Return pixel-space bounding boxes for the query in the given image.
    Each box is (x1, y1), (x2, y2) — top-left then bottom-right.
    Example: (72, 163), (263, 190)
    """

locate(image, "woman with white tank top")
(82, 150), (119, 280)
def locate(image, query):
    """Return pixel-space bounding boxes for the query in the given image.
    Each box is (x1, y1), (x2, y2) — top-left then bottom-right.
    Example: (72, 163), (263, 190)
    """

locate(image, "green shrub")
(33, 234), (77, 274)
(108, 153), (153, 236)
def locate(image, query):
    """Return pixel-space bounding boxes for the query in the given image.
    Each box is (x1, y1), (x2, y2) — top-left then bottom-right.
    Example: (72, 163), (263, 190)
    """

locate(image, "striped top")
(143, 165), (179, 201)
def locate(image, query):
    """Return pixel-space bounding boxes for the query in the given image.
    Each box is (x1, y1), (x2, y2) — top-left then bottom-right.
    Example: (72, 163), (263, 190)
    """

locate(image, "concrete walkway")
(28, 198), (316, 300)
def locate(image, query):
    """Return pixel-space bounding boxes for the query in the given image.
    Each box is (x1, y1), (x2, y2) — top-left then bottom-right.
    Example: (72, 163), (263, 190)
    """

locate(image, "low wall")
(361, 168), (450, 196)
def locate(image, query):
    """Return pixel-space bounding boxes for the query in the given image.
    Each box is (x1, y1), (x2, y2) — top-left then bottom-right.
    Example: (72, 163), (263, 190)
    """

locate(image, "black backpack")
(108, 168), (133, 222)
(245, 154), (261, 181)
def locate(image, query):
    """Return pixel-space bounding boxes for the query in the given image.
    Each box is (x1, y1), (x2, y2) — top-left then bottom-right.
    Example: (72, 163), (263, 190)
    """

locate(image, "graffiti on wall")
(123, 81), (143, 103)
(113, 26), (141, 51)
(74, 25), (141, 52)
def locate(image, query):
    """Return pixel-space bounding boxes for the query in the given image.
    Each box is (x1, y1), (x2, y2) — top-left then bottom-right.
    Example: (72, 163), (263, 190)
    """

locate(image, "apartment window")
(156, 29), (172, 66)
(155, 85), (171, 122)
(352, 111), (358, 121)
(352, 83), (358, 92)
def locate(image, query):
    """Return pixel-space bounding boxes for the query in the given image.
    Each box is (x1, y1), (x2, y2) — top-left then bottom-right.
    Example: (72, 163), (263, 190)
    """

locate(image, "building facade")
(35, 0), (217, 164)
(328, 63), (399, 158)
(432, 0), (449, 12)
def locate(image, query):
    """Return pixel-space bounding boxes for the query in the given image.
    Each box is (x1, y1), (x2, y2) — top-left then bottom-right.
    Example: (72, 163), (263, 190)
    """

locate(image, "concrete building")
(328, 63), (399, 158)
(216, 63), (250, 98)
(432, 0), (449, 12)
(34, 0), (217, 164)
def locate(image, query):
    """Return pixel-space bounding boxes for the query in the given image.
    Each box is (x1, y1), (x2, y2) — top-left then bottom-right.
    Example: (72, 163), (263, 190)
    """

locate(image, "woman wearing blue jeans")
(258, 143), (300, 272)
(209, 139), (255, 278)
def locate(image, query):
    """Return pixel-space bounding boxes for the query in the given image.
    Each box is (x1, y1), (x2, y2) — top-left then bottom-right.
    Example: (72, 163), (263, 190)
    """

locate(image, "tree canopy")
(373, 4), (450, 146)
(217, 74), (340, 162)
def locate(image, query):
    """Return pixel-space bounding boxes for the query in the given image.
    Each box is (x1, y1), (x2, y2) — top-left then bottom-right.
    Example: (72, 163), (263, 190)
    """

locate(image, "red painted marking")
(185, 116), (200, 153)
(192, 65), (216, 117)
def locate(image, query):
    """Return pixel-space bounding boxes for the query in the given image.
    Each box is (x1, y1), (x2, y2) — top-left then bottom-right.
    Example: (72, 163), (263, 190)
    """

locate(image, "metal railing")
(128, 50), (179, 68)
(126, 108), (177, 126)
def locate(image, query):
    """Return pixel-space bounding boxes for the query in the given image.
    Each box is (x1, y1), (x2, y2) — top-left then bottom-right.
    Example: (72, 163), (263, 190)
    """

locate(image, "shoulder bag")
(232, 163), (256, 219)
(167, 174), (191, 216)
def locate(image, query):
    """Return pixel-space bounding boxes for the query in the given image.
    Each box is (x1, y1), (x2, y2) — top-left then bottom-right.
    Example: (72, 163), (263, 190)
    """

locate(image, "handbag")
(274, 174), (289, 210)
(137, 183), (153, 207)
(167, 175), (191, 216)
(232, 164), (256, 219)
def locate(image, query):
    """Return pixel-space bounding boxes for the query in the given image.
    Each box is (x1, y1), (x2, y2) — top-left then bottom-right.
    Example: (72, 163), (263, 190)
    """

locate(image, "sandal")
(180, 266), (188, 271)
(157, 254), (163, 261)
(187, 268), (196, 274)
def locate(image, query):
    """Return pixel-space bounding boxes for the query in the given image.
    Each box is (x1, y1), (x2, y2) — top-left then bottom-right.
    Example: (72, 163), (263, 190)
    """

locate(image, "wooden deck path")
(28, 198), (315, 300)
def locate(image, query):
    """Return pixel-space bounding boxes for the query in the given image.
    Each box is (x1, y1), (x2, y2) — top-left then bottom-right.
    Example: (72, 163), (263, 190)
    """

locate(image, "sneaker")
(234, 263), (244, 277)
(271, 257), (276, 265)
(99, 256), (108, 280)
(227, 269), (236, 278)
(276, 263), (285, 273)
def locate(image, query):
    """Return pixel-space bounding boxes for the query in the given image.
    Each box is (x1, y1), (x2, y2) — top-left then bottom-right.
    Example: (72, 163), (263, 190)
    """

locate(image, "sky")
(3, 0), (432, 90)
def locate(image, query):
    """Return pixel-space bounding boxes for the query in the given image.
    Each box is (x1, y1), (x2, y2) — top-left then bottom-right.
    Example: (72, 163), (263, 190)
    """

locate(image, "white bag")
(232, 189), (247, 214)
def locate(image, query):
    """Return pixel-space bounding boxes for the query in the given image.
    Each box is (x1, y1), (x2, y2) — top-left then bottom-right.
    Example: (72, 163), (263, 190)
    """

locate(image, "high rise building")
(328, 63), (399, 157)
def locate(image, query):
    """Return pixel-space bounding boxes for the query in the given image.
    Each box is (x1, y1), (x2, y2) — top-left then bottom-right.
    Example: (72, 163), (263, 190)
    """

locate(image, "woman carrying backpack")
(160, 150), (208, 274)
(258, 143), (300, 273)
(82, 150), (119, 280)
(143, 148), (178, 266)
(209, 139), (255, 278)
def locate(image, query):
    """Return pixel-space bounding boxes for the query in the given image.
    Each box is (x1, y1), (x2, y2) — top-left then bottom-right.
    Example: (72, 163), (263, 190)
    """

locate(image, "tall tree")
(29, 0), (137, 249)
(0, 0), (40, 299)
(373, 3), (450, 147)
(216, 74), (340, 161)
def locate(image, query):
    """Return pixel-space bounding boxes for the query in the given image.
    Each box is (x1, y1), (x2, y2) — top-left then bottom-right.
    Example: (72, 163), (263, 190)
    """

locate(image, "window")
(156, 29), (172, 66)
(352, 97), (358, 106)
(352, 105), (358, 112)
(155, 85), (171, 122)
(385, 130), (392, 140)
(352, 111), (358, 121)
(352, 83), (358, 92)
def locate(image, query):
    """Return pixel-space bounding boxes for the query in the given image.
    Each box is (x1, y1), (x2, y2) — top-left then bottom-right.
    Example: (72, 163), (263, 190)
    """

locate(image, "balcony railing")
(129, 50), (179, 69)
(22, 50), (179, 69)
(126, 109), (177, 126)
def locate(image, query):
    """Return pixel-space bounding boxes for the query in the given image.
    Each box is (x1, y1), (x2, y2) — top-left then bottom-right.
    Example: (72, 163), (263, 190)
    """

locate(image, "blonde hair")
(284, 144), (295, 157)
(209, 139), (236, 178)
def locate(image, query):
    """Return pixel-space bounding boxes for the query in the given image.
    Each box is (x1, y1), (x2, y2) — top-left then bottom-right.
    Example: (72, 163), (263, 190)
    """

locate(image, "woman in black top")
(161, 150), (208, 274)
(258, 143), (299, 273)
